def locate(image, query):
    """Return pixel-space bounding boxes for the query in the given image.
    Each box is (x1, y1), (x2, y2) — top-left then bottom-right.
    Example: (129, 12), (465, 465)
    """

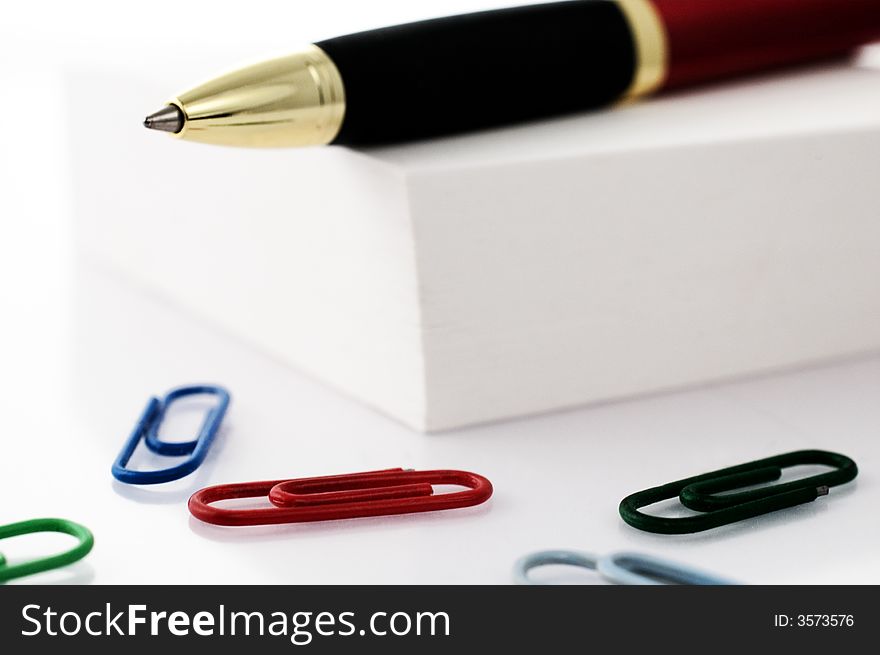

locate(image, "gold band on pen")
(172, 45), (346, 147)
(616, 0), (669, 99)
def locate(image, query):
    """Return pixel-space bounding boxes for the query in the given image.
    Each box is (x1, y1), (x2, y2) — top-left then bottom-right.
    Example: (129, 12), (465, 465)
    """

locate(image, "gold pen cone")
(163, 45), (346, 148)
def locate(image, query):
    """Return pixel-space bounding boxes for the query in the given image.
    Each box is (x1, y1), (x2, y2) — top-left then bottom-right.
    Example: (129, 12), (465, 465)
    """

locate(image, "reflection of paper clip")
(189, 468), (493, 526)
(112, 385), (231, 485)
(0, 518), (94, 583)
(513, 550), (735, 585)
(619, 450), (858, 534)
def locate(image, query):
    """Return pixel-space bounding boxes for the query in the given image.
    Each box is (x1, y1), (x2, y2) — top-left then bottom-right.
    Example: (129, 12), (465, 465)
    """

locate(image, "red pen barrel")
(650, 0), (880, 90)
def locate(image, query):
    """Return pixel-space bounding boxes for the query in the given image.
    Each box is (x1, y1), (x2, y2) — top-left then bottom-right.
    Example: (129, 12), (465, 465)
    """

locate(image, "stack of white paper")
(71, 60), (880, 431)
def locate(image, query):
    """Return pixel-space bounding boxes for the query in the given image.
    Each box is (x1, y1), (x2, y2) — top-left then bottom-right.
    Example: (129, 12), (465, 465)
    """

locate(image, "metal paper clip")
(188, 468), (493, 526)
(513, 549), (735, 585)
(112, 384), (231, 485)
(619, 449), (858, 534)
(0, 518), (94, 583)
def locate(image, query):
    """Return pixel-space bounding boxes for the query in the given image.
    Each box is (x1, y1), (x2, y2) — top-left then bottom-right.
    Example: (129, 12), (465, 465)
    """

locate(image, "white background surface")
(1, 1), (879, 584)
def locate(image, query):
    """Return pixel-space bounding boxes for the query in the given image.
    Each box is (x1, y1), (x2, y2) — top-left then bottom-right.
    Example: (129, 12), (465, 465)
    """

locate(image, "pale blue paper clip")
(111, 384), (230, 485)
(513, 550), (598, 585)
(513, 549), (735, 585)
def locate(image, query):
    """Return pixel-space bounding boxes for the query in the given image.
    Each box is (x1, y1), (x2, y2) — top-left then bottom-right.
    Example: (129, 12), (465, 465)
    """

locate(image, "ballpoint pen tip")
(143, 105), (185, 134)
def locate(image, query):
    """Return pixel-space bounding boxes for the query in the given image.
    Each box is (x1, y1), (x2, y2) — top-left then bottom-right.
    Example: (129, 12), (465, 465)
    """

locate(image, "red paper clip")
(188, 468), (493, 526)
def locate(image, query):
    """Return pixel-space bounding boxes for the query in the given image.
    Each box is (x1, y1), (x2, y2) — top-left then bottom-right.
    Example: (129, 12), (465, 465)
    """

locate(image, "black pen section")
(317, 0), (636, 146)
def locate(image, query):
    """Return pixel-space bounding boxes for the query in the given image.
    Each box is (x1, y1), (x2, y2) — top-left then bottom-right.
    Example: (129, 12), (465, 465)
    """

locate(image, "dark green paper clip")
(619, 450), (857, 534)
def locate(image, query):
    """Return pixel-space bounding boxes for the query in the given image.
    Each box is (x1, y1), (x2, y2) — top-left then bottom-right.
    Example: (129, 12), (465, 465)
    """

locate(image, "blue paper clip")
(513, 549), (735, 585)
(111, 385), (230, 485)
(596, 552), (735, 585)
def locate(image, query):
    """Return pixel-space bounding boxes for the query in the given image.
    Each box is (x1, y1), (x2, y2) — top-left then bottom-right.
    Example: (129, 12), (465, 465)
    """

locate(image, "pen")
(144, 0), (880, 148)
